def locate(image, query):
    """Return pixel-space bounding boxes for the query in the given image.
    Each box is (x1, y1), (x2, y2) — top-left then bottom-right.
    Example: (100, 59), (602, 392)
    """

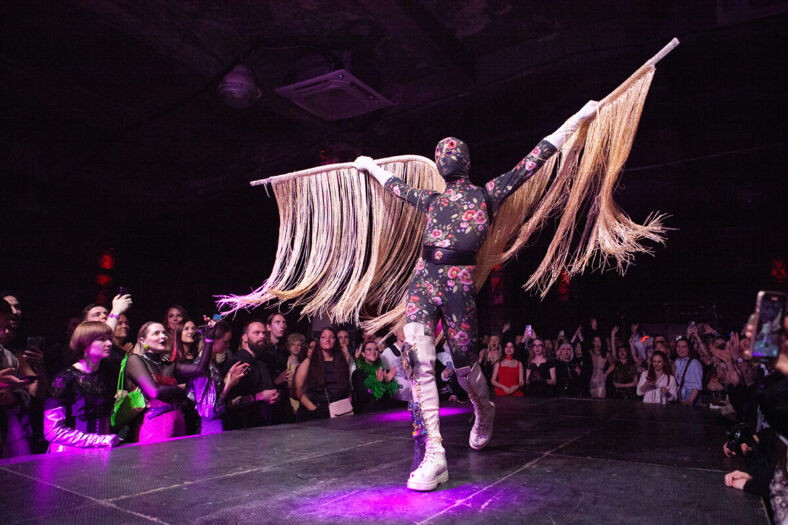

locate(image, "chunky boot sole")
(407, 469), (449, 491)
(469, 401), (495, 450)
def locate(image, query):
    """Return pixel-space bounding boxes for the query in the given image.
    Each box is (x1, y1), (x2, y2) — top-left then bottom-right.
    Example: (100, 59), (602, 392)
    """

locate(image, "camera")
(725, 422), (756, 456)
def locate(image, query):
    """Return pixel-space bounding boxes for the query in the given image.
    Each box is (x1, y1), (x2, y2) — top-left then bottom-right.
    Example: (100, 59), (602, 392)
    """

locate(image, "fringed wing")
(367, 56), (671, 336)
(217, 156), (445, 325)
(478, 67), (667, 298)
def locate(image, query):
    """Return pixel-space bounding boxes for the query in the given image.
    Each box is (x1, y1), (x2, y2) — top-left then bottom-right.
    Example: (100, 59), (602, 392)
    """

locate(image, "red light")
(772, 259), (787, 284)
(99, 250), (115, 270)
(96, 273), (113, 287)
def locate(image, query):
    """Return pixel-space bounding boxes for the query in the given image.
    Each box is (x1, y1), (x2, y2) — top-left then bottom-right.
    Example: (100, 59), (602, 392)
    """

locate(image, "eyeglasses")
(533, 343), (543, 347)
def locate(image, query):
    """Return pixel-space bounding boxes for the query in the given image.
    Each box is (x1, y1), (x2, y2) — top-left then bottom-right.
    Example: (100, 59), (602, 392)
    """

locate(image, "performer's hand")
(577, 100), (599, 120)
(354, 156), (378, 173)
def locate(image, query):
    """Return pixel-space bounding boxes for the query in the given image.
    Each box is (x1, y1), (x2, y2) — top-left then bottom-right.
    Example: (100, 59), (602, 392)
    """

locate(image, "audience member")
(224, 319), (279, 429)
(555, 342), (582, 396)
(606, 344), (638, 399)
(479, 336), (502, 395)
(491, 341), (524, 397)
(1, 292), (24, 349)
(526, 338), (556, 397)
(112, 313), (133, 354)
(170, 320), (200, 362)
(188, 320), (244, 434)
(637, 350), (677, 404)
(588, 335), (607, 398)
(0, 299), (33, 457)
(286, 333), (306, 413)
(125, 321), (213, 442)
(164, 304), (188, 334)
(674, 337), (703, 406)
(294, 327), (351, 421)
(380, 327), (411, 407)
(352, 341), (399, 413)
(262, 313), (293, 424)
(43, 321), (121, 452)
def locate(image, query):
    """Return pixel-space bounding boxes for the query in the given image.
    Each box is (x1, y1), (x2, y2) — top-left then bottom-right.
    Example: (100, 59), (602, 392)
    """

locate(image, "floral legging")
(406, 258), (478, 368)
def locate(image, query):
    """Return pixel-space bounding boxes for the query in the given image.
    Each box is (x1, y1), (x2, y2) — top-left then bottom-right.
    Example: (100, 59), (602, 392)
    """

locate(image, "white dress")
(637, 371), (677, 404)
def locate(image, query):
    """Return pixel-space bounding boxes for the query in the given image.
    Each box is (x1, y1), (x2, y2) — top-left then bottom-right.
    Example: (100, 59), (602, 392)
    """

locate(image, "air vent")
(275, 69), (392, 120)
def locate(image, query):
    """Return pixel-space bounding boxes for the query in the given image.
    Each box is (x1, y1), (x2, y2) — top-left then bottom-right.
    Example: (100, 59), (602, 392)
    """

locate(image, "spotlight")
(218, 64), (261, 109)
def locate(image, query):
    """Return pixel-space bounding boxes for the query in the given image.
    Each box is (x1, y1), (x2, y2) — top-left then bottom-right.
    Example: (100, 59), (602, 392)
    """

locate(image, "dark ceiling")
(2, 0), (787, 336)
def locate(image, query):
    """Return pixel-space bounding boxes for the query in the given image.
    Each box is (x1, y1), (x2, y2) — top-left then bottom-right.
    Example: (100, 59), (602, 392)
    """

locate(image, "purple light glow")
(302, 481), (527, 521)
(368, 406), (472, 423)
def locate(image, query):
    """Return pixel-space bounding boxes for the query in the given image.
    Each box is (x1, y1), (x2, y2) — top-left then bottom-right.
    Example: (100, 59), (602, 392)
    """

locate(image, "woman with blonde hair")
(125, 321), (214, 442)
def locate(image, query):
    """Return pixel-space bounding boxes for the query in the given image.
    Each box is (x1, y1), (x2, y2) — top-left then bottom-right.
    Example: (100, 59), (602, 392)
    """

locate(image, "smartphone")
(26, 336), (45, 350)
(751, 290), (787, 361)
(526, 325), (533, 338)
(118, 285), (131, 297)
(212, 314), (222, 321)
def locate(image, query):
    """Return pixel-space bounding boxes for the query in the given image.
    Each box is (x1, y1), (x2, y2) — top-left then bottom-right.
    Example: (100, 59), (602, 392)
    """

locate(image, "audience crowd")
(0, 289), (786, 520)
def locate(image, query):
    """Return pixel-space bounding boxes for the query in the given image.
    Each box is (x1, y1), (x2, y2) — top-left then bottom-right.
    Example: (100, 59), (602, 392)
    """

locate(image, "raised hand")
(224, 362), (249, 390)
(111, 294), (133, 315)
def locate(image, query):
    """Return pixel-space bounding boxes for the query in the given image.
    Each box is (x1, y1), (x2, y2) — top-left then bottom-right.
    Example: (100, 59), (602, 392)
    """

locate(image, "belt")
(422, 245), (476, 265)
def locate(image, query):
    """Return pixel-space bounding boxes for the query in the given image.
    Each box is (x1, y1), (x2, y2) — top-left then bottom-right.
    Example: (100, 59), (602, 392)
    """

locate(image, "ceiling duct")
(275, 69), (391, 120)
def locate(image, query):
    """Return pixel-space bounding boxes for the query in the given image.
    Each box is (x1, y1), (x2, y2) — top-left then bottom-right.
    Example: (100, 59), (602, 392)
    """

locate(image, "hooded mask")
(434, 137), (470, 181)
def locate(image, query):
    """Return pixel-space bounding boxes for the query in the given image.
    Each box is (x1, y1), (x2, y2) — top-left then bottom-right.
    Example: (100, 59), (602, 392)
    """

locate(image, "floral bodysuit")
(383, 138), (557, 367)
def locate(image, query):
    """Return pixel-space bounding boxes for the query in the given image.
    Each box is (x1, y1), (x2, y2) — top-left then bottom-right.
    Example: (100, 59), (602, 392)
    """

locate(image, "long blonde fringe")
(221, 44), (675, 335)
(217, 156), (445, 324)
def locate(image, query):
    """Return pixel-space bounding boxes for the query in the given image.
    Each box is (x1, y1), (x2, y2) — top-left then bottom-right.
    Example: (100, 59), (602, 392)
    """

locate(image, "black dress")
(526, 360), (555, 397)
(44, 365), (116, 452)
(297, 360), (350, 422)
(555, 360), (580, 397)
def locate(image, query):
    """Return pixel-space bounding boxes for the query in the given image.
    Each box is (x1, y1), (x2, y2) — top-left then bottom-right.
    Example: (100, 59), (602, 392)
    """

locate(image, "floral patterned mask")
(434, 137), (470, 181)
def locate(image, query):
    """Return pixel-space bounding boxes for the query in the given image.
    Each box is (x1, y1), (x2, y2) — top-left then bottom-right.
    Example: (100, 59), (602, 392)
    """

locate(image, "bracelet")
(108, 313), (120, 320)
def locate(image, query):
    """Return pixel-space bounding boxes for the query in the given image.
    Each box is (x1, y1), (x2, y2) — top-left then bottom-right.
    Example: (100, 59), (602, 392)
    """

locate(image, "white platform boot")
(455, 363), (495, 450)
(404, 322), (449, 491)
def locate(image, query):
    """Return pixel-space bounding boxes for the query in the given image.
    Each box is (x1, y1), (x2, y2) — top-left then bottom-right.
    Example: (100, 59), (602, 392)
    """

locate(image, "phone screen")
(752, 291), (786, 360)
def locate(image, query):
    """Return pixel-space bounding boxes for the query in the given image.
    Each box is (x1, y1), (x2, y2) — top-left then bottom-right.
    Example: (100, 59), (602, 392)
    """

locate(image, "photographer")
(722, 304), (788, 523)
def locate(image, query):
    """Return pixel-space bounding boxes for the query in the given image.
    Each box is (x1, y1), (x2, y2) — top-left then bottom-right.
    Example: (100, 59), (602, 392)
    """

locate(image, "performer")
(354, 99), (599, 491)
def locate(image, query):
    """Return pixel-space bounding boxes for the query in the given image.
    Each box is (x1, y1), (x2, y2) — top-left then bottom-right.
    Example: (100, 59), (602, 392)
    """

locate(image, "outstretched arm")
(355, 156), (438, 213)
(484, 100), (599, 215)
(174, 338), (213, 380)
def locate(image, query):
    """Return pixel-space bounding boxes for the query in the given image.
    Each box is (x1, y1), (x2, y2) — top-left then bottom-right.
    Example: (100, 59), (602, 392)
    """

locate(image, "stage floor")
(0, 398), (769, 524)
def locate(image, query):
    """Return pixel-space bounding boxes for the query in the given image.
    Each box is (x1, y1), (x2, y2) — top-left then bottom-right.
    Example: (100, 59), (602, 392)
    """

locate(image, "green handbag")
(111, 354), (147, 428)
